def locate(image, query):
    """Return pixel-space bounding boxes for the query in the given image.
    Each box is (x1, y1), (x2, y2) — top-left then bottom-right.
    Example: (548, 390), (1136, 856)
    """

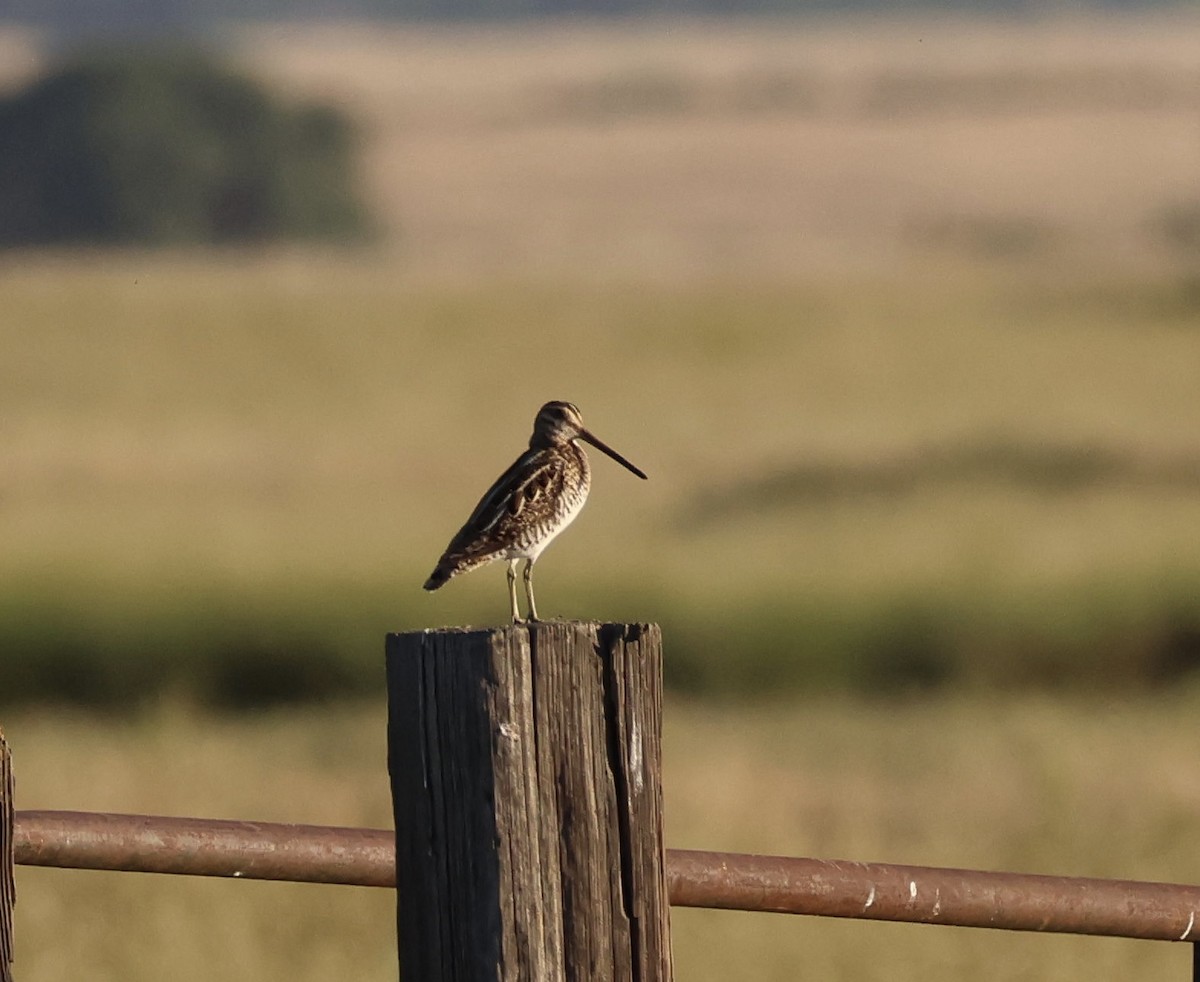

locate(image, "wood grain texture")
(386, 622), (671, 982)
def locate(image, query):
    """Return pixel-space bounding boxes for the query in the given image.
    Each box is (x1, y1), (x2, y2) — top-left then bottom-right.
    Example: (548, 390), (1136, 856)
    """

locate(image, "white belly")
(507, 490), (588, 563)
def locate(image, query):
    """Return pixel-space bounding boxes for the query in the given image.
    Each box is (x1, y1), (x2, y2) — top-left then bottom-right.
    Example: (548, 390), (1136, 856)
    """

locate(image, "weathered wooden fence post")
(1, 728), (14, 982)
(386, 621), (672, 982)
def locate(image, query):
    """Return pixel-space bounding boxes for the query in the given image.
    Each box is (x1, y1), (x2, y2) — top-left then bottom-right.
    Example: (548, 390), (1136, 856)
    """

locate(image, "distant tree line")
(0, 50), (371, 246)
(2, 0), (1185, 39)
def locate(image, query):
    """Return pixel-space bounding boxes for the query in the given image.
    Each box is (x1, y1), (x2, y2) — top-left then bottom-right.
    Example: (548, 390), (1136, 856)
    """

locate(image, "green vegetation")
(7, 692), (1200, 981)
(1, 257), (1199, 704)
(0, 50), (370, 246)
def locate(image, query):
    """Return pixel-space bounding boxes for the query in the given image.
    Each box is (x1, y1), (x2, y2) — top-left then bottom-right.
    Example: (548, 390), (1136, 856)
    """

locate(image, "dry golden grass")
(224, 15), (1200, 280)
(3, 258), (1199, 629)
(6, 692), (1200, 980)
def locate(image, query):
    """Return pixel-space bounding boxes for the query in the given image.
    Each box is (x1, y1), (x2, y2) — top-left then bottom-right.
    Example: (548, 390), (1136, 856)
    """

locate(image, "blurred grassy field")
(7, 691), (1200, 981)
(2, 16), (1200, 981)
(2, 254), (1200, 699)
(2, 15), (1200, 700)
(235, 14), (1200, 279)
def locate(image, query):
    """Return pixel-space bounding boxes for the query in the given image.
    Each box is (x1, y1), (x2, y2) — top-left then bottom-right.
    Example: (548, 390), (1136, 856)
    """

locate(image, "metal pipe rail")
(12, 810), (1200, 945)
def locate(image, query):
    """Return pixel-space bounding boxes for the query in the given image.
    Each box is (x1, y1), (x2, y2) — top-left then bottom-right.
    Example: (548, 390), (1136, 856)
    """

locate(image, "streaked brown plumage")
(424, 401), (647, 623)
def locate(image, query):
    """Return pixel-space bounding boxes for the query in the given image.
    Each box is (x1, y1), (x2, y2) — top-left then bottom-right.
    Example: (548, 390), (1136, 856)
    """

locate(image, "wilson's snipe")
(424, 401), (647, 623)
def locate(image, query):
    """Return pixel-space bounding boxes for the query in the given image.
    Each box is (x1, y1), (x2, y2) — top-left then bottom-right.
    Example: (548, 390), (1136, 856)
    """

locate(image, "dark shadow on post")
(386, 629), (505, 980)
(386, 622), (672, 982)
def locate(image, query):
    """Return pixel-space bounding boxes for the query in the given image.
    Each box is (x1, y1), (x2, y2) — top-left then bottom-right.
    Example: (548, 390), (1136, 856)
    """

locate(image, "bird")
(424, 401), (647, 623)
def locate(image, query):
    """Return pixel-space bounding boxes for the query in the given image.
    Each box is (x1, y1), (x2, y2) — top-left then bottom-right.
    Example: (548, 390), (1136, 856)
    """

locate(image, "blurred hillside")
(236, 16), (1200, 278)
(1, 15), (1199, 705)
(0, 0), (1190, 41)
(2, 16), (1198, 278)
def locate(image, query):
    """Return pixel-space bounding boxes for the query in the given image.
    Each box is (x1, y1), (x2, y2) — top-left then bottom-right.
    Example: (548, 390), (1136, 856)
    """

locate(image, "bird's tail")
(423, 551), (494, 591)
(423, 564), (454, 591)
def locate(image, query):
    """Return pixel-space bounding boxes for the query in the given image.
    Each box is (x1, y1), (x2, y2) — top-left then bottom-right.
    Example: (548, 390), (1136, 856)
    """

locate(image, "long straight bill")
(580, 430), (648, 480)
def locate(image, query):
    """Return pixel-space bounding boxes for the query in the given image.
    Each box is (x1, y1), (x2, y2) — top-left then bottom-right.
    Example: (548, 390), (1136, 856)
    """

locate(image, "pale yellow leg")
(523, 559), (540, 622)
(506, 560), (522, 623)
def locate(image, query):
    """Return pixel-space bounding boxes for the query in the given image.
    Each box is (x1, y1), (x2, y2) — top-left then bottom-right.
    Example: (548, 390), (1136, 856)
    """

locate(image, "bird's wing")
(440, 448), (567, 562)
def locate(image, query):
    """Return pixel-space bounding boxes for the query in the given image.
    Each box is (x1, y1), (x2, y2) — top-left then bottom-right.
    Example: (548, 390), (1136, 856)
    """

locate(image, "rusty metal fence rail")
(10, 810), (1200, 955)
